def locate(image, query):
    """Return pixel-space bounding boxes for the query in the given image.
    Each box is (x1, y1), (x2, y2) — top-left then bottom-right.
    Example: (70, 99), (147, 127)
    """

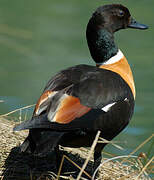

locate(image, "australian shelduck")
(14, 4), (148, 176)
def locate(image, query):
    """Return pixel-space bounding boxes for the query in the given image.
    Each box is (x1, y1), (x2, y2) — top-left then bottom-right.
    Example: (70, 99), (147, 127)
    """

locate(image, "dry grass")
(0, 117), (153, 180)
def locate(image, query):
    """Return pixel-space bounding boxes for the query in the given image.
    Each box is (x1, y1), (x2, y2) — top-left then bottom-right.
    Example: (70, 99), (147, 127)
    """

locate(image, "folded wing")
(14, 65), (132, 131)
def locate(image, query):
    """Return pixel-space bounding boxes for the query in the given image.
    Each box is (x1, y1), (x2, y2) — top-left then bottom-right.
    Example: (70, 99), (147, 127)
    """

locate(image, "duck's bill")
(128, 18), (148, 30)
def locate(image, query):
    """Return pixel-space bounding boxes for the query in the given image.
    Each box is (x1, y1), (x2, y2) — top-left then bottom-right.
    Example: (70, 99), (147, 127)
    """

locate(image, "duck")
(14, 4), (148, 177)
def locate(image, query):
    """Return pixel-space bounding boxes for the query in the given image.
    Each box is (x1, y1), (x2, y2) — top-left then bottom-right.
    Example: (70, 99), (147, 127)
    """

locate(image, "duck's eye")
(118, 10), (124, 17)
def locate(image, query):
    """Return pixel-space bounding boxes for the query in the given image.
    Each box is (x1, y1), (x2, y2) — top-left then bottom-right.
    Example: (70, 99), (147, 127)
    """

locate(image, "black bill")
(128, 18), (148, 30)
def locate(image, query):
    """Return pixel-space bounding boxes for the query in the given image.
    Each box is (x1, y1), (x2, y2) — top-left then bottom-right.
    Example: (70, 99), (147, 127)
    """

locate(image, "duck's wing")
(14, 67), (132, 131)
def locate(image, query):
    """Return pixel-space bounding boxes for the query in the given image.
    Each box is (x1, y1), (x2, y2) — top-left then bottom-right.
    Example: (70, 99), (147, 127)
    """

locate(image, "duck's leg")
(55, 145), (63, 171)
(93, 143), (106, 177)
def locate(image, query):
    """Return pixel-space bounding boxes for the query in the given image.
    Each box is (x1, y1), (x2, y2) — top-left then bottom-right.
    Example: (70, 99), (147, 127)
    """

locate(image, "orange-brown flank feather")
(54, 96), (91, 124)
(100, 56), (136, 99)
(34, 90), (54, 115)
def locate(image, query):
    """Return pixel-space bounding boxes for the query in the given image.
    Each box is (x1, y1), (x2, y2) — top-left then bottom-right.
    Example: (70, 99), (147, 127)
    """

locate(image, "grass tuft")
(0, 108), (153, 180)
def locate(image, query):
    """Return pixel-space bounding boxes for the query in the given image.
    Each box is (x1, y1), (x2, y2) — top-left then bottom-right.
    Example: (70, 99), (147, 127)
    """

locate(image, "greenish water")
(0, 0), (153, 158)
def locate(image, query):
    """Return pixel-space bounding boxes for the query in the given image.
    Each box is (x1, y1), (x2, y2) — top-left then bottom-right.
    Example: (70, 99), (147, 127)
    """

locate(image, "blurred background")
(0, 0), (153, 157)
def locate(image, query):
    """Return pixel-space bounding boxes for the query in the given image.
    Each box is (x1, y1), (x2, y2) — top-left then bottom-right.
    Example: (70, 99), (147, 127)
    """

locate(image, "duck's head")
(86, 4), (148, 63)
(89, 4), (148, 33)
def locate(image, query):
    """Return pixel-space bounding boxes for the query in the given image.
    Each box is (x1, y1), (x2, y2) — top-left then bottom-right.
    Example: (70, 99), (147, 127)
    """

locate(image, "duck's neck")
(86, 21), (118, 64)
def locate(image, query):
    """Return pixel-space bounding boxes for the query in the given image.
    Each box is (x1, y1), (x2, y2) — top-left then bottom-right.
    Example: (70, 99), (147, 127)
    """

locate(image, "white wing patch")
(102, 98), (129, 112)
(101, 102), (116, 112)
(47, 94), (68, 122)
(35, 91), (57, 115)
(124, 98), (128, 102)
